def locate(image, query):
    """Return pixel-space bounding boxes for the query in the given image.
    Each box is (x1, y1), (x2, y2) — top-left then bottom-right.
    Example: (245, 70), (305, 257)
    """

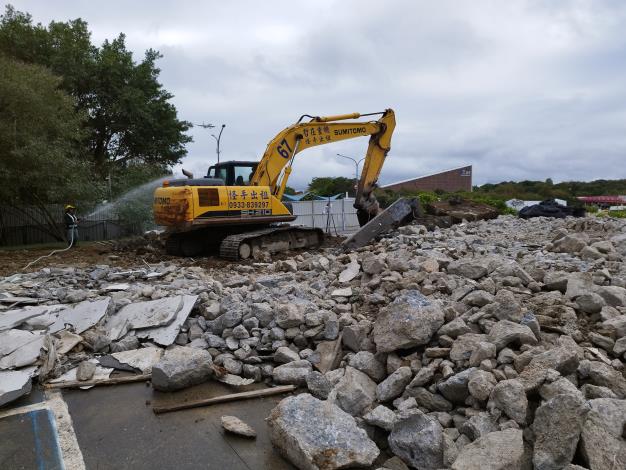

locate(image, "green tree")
(0, 5), (192, 184)
(307, 176), (355, 196)
(472, 178), (626, 203)
(87, 37), (191, 173)
(283, 186), (297, 196)
(0, 54), (98, 239)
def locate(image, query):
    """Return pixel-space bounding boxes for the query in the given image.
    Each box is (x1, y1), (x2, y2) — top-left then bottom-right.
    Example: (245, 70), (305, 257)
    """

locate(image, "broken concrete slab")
(363, 405), (397, 431)
(314, 335), (342, 374)
(533, 393), (590, 470)
(151, 346), (213, 392)
(37, 335), (56, 381)
(389, 412), (444, 470)
(272, 360), (312, 386)
(0, 333), (45, 369)
(451, 428), (525, 470)
(267, 393), (379, 469)
(330, 287), (352, 297)
(579, 398), (626, 470)
(135, 295), (198, 346)
(214, 373), (254, 387)
(0, 294), (42, 305)
(102, 283), (130, 292)
(328, 366), (377, 416)
(221, 415), (256, 438)
(48, 360), (113, 388)
(54, 330), (83, 355)
(110, 347), (163, 374)
(372, 290), (445, 352)
(76, 361), (97, 381)
(106, 296), (184, 340)
(338, 258), (360, 283)
(48, 298), (111, 334)
(0, 369), (32, 406)
(23, 310), (58, 330)
(0, 305), (50, 331)
(0, 329), (40, 356)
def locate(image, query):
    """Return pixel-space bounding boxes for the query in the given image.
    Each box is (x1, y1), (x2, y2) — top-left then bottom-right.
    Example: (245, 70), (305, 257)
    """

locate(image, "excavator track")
(219, 226), (324, 260)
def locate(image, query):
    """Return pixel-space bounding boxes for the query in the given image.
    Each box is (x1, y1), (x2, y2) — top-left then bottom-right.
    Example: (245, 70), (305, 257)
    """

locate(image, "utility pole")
(336, 153), (365, 196)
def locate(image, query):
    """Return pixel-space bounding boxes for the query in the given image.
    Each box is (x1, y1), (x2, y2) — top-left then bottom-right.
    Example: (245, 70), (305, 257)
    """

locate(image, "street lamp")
(194, 122), (226, 163)
(336, 153), (365, 196)
(212, 124), (226, 163)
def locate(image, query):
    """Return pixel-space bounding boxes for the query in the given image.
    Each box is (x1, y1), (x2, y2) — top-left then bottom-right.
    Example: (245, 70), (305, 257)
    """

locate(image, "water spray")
(19, 175), (172, 272)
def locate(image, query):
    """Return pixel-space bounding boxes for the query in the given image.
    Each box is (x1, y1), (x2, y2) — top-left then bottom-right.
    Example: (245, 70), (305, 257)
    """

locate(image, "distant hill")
(473, 179), (626, 203)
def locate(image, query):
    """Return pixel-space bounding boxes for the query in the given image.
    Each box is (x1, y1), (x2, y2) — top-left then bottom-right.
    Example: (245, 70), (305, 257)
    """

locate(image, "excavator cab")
(206, 161), (258, 186)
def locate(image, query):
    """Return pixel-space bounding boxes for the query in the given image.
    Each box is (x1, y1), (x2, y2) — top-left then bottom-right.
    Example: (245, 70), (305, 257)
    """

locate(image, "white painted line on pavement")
(45, 389), (86, 470)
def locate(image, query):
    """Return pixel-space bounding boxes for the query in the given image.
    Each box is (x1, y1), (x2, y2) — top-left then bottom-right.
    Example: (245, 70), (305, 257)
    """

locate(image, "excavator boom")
(251, 109), (395, 223)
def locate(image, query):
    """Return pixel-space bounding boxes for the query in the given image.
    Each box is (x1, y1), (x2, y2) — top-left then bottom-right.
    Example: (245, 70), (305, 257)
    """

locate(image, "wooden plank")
(44, 373), (151, 389)
(153, 385), (296, 415)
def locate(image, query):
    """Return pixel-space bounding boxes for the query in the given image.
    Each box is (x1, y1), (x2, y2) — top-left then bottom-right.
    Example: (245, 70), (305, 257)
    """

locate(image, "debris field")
(1, 215), (626, 469)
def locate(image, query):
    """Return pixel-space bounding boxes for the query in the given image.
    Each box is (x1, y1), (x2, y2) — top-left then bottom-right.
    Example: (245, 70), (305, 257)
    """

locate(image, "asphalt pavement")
(1, 381), (295, 470)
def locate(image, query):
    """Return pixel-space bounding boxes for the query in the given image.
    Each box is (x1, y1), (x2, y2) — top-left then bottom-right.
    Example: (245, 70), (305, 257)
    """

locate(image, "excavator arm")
(250, 109), (396, 224)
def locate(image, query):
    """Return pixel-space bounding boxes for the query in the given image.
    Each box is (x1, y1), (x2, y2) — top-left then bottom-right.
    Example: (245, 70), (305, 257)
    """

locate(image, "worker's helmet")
(64, 204), (75, 210)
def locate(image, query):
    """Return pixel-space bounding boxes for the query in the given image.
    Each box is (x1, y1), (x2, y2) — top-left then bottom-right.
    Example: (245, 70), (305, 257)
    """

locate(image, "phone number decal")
(228, 201), (270, 209)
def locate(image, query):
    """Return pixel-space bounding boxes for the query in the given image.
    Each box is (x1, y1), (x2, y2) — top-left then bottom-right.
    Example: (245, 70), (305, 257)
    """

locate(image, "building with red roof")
(577, 195), (626, 208)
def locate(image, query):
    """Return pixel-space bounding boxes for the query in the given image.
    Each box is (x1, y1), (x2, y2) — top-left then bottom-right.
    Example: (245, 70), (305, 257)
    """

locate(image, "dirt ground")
(0, 234), (346, 278)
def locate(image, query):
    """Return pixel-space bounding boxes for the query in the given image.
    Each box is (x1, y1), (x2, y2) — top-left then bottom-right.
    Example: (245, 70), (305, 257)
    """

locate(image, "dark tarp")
(518, 199), (586, 219)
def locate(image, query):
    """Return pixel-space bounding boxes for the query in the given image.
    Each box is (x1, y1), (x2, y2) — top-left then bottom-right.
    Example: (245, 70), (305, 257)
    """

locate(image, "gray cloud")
(15, 0), (626, 188)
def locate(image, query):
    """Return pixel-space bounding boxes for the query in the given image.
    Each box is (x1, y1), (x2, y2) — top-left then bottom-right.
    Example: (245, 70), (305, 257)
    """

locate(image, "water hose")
(22, 229), (75, 271)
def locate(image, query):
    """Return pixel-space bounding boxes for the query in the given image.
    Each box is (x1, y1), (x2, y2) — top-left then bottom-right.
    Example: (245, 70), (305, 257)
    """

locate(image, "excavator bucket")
(342, 198), (422, 251)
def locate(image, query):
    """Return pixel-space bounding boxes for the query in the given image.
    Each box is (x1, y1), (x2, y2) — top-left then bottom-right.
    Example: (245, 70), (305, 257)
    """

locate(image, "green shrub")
(374, 189), (440, 208)
(443, 191), (516, 215)
(608, 210), (626, 218)
(373, 189), (517, 215)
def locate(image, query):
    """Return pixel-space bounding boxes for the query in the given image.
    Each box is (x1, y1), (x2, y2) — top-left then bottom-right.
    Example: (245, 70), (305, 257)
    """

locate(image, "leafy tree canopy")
(0, 5), (192, 179)
(307, 176), (355, 197)
(0, 54), (99, 237)
(472, 179), (626, 203)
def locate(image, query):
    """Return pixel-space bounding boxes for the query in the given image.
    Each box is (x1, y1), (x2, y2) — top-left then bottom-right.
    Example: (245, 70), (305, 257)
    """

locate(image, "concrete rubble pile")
(1, 214), (626, 469)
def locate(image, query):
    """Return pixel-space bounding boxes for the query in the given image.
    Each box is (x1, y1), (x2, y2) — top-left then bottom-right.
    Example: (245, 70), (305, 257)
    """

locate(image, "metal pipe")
(314, 112), (360, 122)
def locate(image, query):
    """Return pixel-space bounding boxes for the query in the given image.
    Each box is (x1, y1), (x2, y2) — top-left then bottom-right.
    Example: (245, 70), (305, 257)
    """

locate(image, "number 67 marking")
(276, 138), (292, 159)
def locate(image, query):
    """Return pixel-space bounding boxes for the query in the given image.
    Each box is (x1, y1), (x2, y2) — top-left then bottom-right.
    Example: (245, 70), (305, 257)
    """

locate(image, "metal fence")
(0, 198), (360, 246)
(287, 198), (359, 234)
(0, 204), (142, 247)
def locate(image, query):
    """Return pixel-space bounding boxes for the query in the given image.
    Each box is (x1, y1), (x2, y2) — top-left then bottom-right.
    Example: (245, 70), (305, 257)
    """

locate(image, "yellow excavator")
(153, 109), (396, 259)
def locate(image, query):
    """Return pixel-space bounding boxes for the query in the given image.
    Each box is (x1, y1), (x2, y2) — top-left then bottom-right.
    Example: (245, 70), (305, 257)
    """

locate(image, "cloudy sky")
(13, 0), (626, 189)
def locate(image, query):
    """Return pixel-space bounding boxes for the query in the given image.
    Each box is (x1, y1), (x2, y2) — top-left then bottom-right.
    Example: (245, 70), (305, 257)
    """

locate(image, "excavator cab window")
(206, 161), (258, 186)
(233, 166), (250, 186)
